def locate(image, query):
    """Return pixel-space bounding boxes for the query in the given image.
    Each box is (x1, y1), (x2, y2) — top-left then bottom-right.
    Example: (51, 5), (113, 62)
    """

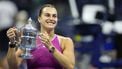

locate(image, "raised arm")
(0, 56), (9, 69)
(7, 47), (24, 69)
(6, 28), (23, 69)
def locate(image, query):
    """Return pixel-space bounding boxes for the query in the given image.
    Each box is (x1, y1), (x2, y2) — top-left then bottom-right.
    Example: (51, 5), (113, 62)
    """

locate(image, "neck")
(40, 27), (55, 39)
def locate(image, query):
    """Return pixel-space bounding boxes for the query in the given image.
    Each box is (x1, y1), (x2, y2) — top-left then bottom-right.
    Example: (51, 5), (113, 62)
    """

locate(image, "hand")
(39, 32), (52, 49)
(7, 27), (17, 41)
(6, 27), (21, 44)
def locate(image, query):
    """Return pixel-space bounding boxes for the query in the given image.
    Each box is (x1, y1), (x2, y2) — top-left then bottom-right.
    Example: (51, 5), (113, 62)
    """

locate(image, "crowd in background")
(0, 0), (122, 69)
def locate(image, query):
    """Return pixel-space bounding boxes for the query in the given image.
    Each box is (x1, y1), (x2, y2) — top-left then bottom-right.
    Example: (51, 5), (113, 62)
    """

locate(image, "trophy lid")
(23, 17), (37, 31)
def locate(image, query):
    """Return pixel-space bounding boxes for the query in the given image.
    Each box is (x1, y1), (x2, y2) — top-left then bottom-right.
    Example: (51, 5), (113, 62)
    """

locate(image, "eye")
(53, 14), (57, 18)
(45, 13), (50, 17)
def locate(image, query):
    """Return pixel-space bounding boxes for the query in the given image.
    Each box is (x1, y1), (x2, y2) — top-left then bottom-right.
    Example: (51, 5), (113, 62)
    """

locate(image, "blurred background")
(0, 0), (122, 69)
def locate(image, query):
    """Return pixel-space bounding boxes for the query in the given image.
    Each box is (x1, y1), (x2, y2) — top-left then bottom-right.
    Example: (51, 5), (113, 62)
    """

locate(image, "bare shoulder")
(57, 35), (74, 52)
(57, 35), (73, 41)
(57, 35), (74, 48)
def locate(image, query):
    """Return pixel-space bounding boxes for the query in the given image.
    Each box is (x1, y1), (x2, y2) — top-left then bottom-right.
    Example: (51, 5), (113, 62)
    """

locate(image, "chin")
(47, 25), (56, 28)
(46, 26), (55, 30)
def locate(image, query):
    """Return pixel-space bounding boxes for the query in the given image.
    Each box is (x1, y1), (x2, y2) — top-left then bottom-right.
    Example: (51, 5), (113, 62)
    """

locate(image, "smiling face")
(38, 6), (58, 30)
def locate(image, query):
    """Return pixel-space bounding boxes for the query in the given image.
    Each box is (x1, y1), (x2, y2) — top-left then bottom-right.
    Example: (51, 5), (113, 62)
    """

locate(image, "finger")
(44, 31), (49, 37)
(41, 37), (47, 42)
(41, 40), (49, 48)
(7, 28), (16, 35)
(41, 35), (50, 42)
(7, 28), (17, 35)
(39, 33), (43, 37)
(7, 28), (17, 40)
(7, 31), (15, 38)
(12, 27), (18, 32)
(40, 33), (47, 39)
(7, 33), (16, 37)
(41, 40), (46, 44)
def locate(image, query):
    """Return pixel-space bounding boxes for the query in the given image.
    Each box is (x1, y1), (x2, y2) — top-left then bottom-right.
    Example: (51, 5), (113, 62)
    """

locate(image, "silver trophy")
(19, 17), (37, 59)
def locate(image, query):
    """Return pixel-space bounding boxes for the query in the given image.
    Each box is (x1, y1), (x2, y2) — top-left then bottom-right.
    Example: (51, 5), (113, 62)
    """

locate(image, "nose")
(49, 16), (54, 20)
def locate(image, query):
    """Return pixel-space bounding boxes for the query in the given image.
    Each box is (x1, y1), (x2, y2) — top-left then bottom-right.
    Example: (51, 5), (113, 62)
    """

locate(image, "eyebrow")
(44, 12), (57, 15)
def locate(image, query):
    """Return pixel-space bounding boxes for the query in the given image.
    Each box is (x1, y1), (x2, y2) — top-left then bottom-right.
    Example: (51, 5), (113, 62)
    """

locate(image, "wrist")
(49, 46), (55, 53)
(9, 42), (16, 48)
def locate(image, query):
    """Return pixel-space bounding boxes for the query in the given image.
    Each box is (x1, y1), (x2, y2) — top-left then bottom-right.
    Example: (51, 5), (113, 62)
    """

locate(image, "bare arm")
(0, 57), (9, 69)
(7, 47), (18, 69)
(7, 47), (24, 69)
(6, 28), (23, 69)
(40, 32), (75, 69)
(52, 37), (75, 69)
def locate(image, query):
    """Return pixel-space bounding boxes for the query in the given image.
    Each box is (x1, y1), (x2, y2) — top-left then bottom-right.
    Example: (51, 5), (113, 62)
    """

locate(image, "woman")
(7, 4), (75, 69)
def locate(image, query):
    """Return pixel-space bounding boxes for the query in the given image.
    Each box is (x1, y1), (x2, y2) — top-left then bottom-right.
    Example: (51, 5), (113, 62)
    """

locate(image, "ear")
(38, 17), (41, 23)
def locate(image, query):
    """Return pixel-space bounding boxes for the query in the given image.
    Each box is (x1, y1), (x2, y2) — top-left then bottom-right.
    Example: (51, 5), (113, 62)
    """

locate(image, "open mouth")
(45, 19), (57, 26)
(47, 22), (55, 24)
(46, 20), (56, 25)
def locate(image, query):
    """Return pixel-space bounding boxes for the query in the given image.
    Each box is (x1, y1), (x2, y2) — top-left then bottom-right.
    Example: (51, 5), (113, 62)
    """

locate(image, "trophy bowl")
(19, 18), (37, 59)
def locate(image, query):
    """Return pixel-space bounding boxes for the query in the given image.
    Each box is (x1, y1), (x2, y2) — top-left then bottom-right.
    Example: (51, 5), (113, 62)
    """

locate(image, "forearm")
(7, 47), (18, 69)
(52, 49), (74, 69)
(0, 57), (9, 69)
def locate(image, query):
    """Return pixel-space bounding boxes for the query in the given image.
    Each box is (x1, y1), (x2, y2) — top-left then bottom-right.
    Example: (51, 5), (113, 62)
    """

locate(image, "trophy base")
(20, 54), (33, 59)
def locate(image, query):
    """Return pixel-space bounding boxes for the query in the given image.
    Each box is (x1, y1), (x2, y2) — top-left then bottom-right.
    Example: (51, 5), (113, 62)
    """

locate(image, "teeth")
(48, 23), (54, 25)
(47, 22), (54, 24)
